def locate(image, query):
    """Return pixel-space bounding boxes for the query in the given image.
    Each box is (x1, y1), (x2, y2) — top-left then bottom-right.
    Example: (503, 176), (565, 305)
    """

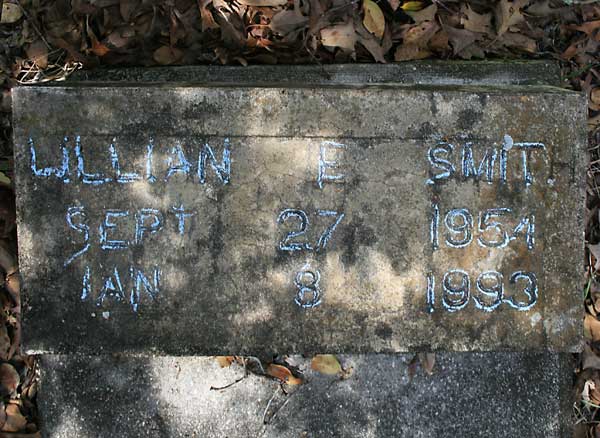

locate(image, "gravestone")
(13, 63), (586, 354)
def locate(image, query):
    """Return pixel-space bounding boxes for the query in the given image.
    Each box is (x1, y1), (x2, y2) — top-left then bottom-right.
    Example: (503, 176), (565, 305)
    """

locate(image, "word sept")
(65, 204), (196, 266)
(426, 270), (538, 313)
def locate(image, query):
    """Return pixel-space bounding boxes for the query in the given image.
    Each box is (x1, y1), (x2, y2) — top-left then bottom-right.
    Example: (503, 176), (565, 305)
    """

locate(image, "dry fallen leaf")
(591, 87), (600, 111)
(405, 4), (437, 22)
(236, 0), (287, 5)
(401, 1), (423, 11)
(444, 25), (483, 57)
(500, 32), (537, 53)
(311, 354), (342, 375)
(525, 0), (562, 17)
(25, 41), (48, 69)
(0, 325), (10, 362)
(589, 242), (600, 270)
(0, 364), (19, 398)
(461, 4), (492, 34)
(394, 21), (438, 61)
(585, 313), (600, 342)
(496, 0), (527, 36)
(0, 2), (22, 24)
(418, 352), (435, 375)
(0, 402), (5, 430)
(153, 46), (183, 65)
(270, 10), (309, 36)
(266, 364), (302, 385)
(321, 22), (357, 52)
(215, 356), (235, 368)
(402, 21), (439, 45)
(1, 404), (26, 433)
(356, 20), (387, 62)
(387, 0), (400, 12)
(363, 0), (385, 40)
(568, 20), (600, 36)
(394, 44), (432, 61)
(583, 343), (600, 370)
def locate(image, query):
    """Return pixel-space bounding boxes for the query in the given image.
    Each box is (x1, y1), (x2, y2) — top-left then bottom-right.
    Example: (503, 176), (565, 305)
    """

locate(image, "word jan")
(81, 264), (160, 312)
(28, 136), (230, 186)
(427, 134), (545, 186)
(64, 204), (196, 266)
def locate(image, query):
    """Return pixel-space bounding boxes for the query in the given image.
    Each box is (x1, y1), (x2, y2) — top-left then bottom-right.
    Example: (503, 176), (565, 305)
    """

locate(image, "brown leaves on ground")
(0, 0), (595, 75)
(408, 353), (435, 379)
(310, 354), (353, 378)
(0, 357), (38, 436)
(311, 354), (342, 375)
(266, 364), (303, 385)
(0, 181), (35, 437)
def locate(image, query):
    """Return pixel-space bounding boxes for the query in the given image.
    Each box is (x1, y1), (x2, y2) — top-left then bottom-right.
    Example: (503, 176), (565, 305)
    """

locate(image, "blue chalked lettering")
(317, 141), (345, 189)
(81, 265), (91, 300)
(99, 210), (130, 250)
(426, 272), (435, 313)
(170, 204), (195, 235)
(75, 136), (112, 185)
(500, 134), (512, 184)
(146, 140), (157, 183)
(505, 271), (538, 311)
(500, 135), (545, 186)
(29, 137), (70, 182)
(199, 139), (231, 184)
(515, 141), (545, 186)
(96, 266), (125, 306)
(444, 208), (473, 248)
(477, 208), (511, 248)
(426, 142), (455, 185)
(462, 143), (497, 183)
(474, 271), (503, 312)
(511, 214), (535, 250)
(165, 143), (191, 181)
(430, 202), (439, 251)
(315, 210), (345, 252)
(130, 266), (161, 312)
(64, 206), (90, 267)
(135, 208), (163, 244)
(277, 208), (311, 252)
(109, 139), (140, 183)
(294, 267), (321, 308)
(442, 269), (470, 312)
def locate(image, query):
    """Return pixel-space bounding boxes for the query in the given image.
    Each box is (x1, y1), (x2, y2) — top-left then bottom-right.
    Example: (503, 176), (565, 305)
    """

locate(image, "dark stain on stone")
(353, 312), (368, 326)
(429, 93), (438, 116)
(182, 99), (219, 120)
(209, 202), (225, 278)
(417, 122), (434, 139)
(375, 322), (393, 339)
(456, 109), (481, 131)
(478, 93), (488, 107)
(340, 215), (377, 266)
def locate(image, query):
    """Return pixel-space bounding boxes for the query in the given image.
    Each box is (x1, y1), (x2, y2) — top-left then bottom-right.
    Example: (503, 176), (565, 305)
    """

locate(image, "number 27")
(277, 209), (344, 252)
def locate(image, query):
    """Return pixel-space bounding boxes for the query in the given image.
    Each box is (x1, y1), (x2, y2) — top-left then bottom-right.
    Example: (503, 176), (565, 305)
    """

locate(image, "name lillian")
(27, 135), (231, 186)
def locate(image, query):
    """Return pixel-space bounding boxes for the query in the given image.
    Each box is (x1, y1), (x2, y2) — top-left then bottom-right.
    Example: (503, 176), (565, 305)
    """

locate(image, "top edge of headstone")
(63, 60), (561, 87)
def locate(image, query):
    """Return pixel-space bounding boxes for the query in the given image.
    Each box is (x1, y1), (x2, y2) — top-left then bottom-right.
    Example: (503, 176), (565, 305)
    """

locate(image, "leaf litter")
(0, 0), (597, 435)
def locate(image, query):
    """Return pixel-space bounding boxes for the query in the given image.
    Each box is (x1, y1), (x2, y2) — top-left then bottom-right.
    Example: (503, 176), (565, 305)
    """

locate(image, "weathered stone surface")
(38, 353), (574, 438)
(71, 60), (562, 86)
(13, 82), (586, 354)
